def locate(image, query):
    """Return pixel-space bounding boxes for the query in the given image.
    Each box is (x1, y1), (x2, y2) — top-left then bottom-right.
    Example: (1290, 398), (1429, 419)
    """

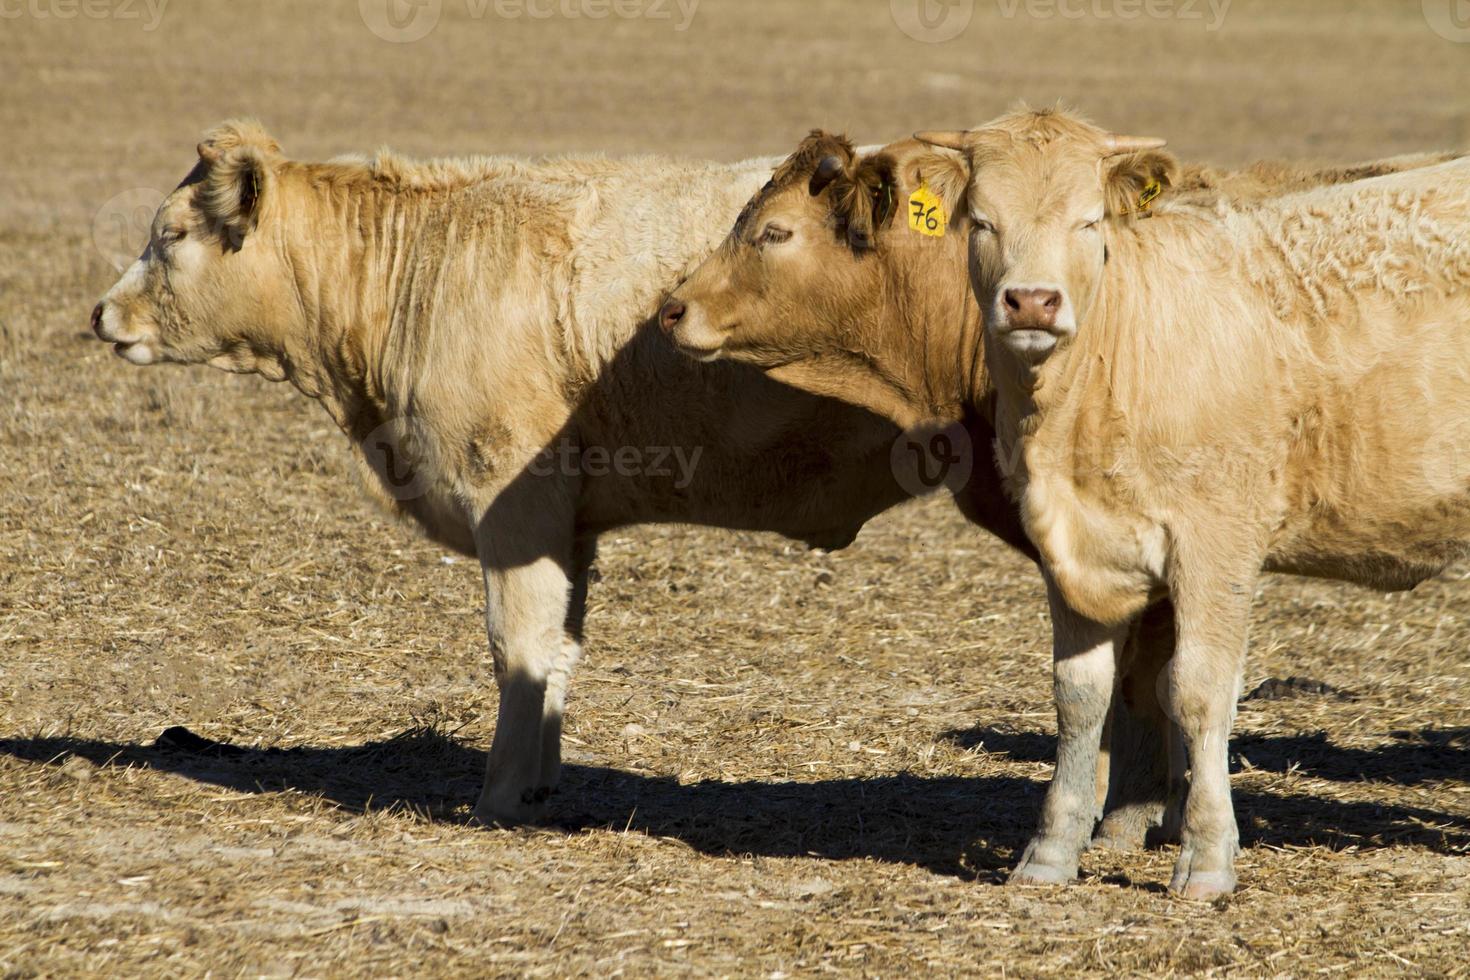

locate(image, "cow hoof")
(471, 788), (549, 828)
(1009, 837), (1080, 885)
(1009, 863), (1075, 886)
(1169, 869), (1237, 902)
(1008, 861), (1076, 886)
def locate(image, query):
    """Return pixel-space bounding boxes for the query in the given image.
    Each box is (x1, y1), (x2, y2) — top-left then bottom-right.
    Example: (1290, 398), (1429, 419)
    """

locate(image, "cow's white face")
(918, 118), (1173, 369)
(91, 123), (299, 378)
(964, 144), (1104, 363)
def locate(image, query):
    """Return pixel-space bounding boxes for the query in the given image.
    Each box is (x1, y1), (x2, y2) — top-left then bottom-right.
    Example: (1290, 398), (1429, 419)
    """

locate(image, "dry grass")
(2, 1), (1469, 975)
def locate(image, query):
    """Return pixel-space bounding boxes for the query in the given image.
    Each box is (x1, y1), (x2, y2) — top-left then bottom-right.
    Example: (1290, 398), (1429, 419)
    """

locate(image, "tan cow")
(912, 108), (1470, 898)
(662, 124), (1466, 898)
(91, 121), (1081, 828)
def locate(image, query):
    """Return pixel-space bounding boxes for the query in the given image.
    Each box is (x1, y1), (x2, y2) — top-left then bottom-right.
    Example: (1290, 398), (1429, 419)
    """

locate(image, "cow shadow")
(0, 729), (1031, 879)
(1230, 727), (1470, 786)
(946, 723), (1470, 786)
(942, 723), (1470, 854)
(4, 726), (1468, 874)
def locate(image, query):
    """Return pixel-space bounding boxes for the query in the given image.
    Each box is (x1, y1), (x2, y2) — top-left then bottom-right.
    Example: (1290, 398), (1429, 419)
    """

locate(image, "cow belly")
(1271, 305), (1470, 587)
(1268, 493), (1470, 590)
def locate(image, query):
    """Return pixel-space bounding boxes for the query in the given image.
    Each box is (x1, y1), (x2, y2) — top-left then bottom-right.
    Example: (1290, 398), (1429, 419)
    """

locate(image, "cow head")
(91, 120), (300, 378)
(917, 109), (1176, 366)
(659, 132), (975, 426)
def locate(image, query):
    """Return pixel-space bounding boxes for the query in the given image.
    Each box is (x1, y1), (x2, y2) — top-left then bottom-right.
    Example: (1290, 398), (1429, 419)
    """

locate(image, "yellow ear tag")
(1136, 178), (1163, 212)
(907, 184), (947, 237)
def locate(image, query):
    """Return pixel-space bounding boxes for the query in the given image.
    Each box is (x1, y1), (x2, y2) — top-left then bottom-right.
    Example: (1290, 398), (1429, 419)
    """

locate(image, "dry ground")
(3, 1), (1470, 975)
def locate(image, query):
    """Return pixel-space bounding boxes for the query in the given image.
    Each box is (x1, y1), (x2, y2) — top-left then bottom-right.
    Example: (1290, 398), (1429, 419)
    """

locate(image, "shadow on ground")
(3, 725), (1467, 878)
(944, 724), (1470, 786)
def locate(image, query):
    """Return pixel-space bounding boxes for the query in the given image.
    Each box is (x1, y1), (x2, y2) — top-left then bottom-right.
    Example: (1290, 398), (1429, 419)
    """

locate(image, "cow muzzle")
(658, 296), (729, 363)
(993, 285), (1076, 360)
(91, 299), (159, 365)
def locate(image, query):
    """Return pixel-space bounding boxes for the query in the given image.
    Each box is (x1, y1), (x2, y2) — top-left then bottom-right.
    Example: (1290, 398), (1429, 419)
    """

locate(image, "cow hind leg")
(537, 537), (596, 795)
(1093, 599), (1176, 851)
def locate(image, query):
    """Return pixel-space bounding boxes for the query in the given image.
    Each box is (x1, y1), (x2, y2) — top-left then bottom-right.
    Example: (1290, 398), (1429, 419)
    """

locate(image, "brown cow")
(661, 124), (1466, 897)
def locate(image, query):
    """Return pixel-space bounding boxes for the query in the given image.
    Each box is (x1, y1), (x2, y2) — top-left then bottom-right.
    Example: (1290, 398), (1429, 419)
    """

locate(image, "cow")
(910, 108), (1470, 899)
(91, 120), (1117, 829)
(660, 123), (1466, 898)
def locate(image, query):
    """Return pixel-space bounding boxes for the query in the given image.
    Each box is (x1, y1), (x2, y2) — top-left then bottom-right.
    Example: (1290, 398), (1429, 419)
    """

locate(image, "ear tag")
(907, 183), (947, 237)
(1136, 178), (1163, 212)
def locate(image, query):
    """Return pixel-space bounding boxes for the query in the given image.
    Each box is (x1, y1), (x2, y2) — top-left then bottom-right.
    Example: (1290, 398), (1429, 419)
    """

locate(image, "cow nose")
(90, 302), (105, 337)
(1003, 288), (1062, 330)
(658, 299), (686, 333)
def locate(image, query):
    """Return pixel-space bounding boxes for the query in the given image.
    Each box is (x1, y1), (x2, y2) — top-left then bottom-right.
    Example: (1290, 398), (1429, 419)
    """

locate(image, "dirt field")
(3, 0), (1469, 975)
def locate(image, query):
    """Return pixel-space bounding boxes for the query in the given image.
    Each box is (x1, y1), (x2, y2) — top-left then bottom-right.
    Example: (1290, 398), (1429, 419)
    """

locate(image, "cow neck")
(989, 234), (1143, 497)
(275, 171), (443, 439)
(879, 234), (987, 426)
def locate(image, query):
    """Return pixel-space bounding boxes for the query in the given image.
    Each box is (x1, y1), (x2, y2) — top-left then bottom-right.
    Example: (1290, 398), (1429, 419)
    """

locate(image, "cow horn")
(913, 130), (973, 152)
(1103, 134), (1168, 156)
(809, 155), (846, 196)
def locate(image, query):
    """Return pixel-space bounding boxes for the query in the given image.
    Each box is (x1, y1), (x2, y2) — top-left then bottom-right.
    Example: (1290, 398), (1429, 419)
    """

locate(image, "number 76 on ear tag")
(908, 184), (947, 237)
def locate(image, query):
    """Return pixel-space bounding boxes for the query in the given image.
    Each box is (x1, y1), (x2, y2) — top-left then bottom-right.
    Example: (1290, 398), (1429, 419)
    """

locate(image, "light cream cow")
(91, 121), (1054, 827)
(915, 108), (1470, 899)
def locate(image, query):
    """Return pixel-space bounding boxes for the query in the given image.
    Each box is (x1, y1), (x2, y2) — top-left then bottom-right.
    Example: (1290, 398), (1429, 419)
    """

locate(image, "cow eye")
(758, 224), (792, 247)
(158, 227), (187, 246)
(973, 218), (996, 234)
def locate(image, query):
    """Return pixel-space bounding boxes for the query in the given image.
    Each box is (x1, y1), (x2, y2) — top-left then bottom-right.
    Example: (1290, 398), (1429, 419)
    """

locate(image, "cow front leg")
(1164, 551), (1254, 900)
(1011, 577), (1130, 885)
(471, 476), (580, 827)
(1093, 598), (1176, 851)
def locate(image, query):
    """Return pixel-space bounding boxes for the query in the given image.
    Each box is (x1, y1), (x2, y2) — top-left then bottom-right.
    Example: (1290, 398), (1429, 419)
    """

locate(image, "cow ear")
(199, 144), (273, 249)
(905, 146), (971, 219)
(195, 120), (282, 249)
(1104, 148), (1179, 219)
